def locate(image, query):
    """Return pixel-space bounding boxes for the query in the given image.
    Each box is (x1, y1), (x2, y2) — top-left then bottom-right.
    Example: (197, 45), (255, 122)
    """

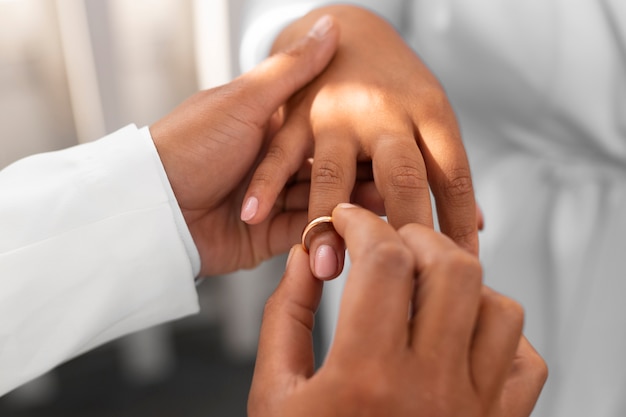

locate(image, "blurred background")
(0, 0), (322, 415)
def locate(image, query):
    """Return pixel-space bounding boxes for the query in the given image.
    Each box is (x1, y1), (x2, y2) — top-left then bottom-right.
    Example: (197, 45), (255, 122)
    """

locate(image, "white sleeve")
(239, 0), (408, 72)
(0, 124), (200, 396)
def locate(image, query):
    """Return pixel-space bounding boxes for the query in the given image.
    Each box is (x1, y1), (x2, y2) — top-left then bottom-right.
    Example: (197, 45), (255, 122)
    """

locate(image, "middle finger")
(371, 134), (433, 229)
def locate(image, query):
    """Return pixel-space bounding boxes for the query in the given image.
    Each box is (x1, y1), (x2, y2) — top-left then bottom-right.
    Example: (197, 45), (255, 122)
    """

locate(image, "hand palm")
(154, 95), (307, 277)
(185, 125), (306, 276)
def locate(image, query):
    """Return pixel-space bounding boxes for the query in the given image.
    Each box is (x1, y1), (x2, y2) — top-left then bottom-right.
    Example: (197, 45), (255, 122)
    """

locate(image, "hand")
(248, 204), (547, 417)
(241, 5), (478, 279)
(150, 16), (340, 276)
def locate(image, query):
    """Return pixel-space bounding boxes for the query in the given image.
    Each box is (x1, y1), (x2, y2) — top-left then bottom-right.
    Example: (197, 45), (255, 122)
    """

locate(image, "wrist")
(142, 126), (202, 278)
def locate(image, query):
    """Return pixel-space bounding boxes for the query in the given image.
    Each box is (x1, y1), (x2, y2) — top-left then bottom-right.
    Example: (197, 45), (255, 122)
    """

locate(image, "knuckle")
(312, 85), (403, 128)
(262, 295), (276, 317)
(367, 240), (414, 273)
(433, 250), (483, 290)
(535, 356), (549, 384)
(488, 292), (525, 326)
(442, 168), (474, 201)
(276, 39), (308, 60)
(253, 146), (289, 185)
(264, 143), (287, 165)
(512, 340), (548, 391)
(362, 87), (396, 112)
(503, 299), (526, 327)
(262, 292), (283, 318)
(263, 286), (316, 333)
(313, 159), (345, 187)
(415, 83), (453, 117)
(387, 162), (429, 195)
(252, 169), (275, 189)
(447, 222), (479, 246)
(348, 367), (395, 410)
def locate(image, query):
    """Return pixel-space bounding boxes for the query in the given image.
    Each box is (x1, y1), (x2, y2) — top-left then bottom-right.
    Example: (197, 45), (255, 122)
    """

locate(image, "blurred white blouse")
(240, 1), (626, 416)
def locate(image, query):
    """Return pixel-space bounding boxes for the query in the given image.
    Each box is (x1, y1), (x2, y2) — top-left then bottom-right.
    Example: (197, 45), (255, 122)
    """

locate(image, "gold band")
(301, 216), (333, 253)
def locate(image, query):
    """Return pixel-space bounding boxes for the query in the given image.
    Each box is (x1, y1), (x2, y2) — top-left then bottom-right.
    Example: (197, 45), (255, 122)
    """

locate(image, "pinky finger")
(241, 118), (311, 224)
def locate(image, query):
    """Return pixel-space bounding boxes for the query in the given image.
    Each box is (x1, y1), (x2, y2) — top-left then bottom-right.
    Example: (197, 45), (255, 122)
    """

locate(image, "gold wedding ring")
(301, 216), (334, 253)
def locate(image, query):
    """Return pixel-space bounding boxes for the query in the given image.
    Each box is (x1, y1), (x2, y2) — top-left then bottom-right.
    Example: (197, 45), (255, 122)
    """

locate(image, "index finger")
(329, 203), (415, 353)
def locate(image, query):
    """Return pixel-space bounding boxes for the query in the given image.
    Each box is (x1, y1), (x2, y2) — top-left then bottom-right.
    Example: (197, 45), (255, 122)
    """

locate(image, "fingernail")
(308, 15), (333, 39)
(286, 245), (297, 268)
(241, 196), (258, 222)
(333, 202), (357, 216)
(314, 245), (337, 279)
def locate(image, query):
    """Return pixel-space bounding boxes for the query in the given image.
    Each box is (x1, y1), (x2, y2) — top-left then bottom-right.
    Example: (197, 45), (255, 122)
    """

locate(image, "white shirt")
(0, 124), (200, 396)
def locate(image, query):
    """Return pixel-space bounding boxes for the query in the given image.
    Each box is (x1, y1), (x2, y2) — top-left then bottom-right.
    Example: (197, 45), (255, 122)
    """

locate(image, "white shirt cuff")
(139, 126), (202, 278)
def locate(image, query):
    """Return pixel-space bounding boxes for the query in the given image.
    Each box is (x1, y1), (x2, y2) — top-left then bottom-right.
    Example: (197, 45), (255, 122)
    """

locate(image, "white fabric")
(0, 124), (200, 396)
(241, 1), (626, 416)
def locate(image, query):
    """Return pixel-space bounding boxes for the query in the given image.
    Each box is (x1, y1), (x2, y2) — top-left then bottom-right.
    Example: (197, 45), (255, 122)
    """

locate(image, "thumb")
(240, 15), (339, 118)
(252, 246), (323, 389)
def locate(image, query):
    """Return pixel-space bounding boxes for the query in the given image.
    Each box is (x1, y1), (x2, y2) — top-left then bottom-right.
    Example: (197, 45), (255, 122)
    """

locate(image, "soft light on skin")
(239, 2), (316, 73)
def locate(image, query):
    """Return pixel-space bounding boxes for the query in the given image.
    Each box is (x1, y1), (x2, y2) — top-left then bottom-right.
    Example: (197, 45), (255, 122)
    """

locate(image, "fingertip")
(333, 202), (358, 213)
(307, 14), (335, 40)
(330, 202), (358, 225)
(302, 208), (349, 280)
(330, 202), (369, 239)
(241, 195), (259, 222)
(284, 244), (310, 277)
(285, 244), (298, 269)
(313, 244), (339, 279)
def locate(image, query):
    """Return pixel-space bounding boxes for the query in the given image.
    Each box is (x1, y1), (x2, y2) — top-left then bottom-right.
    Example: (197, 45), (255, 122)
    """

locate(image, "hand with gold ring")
(240, 5), (481, 280)
(249, 203), (547, 417)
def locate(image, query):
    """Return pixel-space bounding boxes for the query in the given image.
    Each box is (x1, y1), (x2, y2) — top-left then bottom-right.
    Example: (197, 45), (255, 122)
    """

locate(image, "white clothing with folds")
(0, 125), (200, 396)
(241, 1), (626, 416)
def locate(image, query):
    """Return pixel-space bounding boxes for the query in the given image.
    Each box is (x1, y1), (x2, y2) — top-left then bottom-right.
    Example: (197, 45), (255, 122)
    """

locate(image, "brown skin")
(148, 14), (544, 416)
(149, 16), (343, 276)
(249, 204), (547, 417)
(242, 5), (479, 280)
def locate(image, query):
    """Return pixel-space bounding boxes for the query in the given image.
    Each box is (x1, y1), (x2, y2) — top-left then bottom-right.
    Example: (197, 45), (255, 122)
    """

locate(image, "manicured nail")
(336, 203), (357, 210)
(241, 196), (258, 222)
(286, 245), (297, 268)
(308, 15), (333, 39)
(314, 245), (338, 279)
